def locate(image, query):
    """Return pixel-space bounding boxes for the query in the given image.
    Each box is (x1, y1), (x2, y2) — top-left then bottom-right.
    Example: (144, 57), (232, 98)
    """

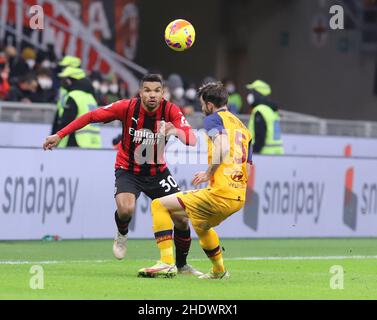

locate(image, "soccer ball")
(164, 19), (196, 51)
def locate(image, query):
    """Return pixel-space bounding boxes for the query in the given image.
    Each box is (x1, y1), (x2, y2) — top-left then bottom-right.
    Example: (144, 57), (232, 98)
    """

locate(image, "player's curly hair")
(198, 81), (228, 108)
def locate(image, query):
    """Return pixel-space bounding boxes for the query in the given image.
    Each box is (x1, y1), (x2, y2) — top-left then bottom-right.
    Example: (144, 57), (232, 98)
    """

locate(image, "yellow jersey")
(204, 109), (253, 201)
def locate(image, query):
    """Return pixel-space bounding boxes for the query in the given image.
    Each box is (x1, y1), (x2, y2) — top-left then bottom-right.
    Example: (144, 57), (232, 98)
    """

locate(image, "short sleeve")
(203, 113), (225, 140)
(169, 103), (192, 129)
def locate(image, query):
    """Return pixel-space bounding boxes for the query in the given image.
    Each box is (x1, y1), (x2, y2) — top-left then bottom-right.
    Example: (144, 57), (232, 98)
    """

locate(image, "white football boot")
(178, 264), (203, 276)
(198, 270), (230, 280)
(138, 261), (177, 278)
(113, 231), (128, 260)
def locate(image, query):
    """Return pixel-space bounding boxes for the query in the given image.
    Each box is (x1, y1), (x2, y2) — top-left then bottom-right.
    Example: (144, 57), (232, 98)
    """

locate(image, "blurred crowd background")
(0, 0), (376, 130)
(0, 43), (250, 117)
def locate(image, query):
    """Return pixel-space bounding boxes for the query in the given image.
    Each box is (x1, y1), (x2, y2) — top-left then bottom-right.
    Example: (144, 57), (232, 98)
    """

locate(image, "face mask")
(100, 84), (109, 94)
(38, 77), (53, 90)
(41, 60), (52, 68)
(173, 87), (185, 100)
(185, 88), (196, 100)
(26, 59), (36, 69)
(92, 80), (100, 90)
(247, 93), (255, 105)
(109, 84), (119, 94)
(226, 84), (235, 94)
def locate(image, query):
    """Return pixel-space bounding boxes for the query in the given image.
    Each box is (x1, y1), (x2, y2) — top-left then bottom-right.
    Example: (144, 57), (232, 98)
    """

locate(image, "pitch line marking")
(224, 255), (377, 261)
(0, 259), (110, 265)
(1, 255), (377, 265)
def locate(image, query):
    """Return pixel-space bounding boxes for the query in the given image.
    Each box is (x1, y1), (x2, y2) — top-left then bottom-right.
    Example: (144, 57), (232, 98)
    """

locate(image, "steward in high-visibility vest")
(52, 56), (82, 134)
(246, 80), (284, 155)
(55, 66), (101, 148)
(57, 56), (82, 112)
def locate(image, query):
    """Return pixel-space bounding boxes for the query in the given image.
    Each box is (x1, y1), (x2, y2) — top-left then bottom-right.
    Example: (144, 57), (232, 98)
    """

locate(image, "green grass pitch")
(0, 238), (376, 300)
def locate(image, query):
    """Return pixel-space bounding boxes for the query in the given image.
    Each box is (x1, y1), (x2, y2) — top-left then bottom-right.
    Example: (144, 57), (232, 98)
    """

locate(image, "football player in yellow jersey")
(138, 82), (253, 279)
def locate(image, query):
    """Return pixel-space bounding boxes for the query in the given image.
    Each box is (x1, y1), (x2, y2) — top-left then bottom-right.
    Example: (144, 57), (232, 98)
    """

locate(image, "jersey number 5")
(235, 131), (247, 164)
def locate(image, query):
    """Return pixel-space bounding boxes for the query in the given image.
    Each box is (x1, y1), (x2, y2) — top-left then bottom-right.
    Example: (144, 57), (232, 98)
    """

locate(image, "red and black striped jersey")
(57, 98), (197, 176)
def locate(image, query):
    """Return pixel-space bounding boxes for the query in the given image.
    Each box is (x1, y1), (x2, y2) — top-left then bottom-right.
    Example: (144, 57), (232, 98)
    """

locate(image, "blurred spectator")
(8, 47), (37, 81)
(90, 70), (103, 103)
(4, 45), (17, 61)
(52, 56), (86, 135)
(37, 52), (54, 70)
(98, 77), (110, 105)
(163, 83), (171, 101)
(202, 76), (216, 85)
(102, 73), (122, 105)
(223, 78), (243, 114)
(89, 70), (129, 103)
(185, 83), (201, 112)
(6, 73), (38, 103)
(119, 79), (130, 100)
(22, 47), (36, 70)
(4, 45), (17, 80)
(246, 80), (284, 154)
(167, 74), (185, 103)
(31, 68), (57, 103)
(36, 44), (58, 70)
(167, 73), (193, 115)
(0, 55), (10, 100)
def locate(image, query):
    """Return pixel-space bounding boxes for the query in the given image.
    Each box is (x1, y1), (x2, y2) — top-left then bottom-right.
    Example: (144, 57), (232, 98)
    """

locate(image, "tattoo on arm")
(206, 163), (221, 177)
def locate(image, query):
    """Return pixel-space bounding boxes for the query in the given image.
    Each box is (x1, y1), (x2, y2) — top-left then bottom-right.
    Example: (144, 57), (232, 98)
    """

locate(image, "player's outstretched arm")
(47, 100), (129, 148)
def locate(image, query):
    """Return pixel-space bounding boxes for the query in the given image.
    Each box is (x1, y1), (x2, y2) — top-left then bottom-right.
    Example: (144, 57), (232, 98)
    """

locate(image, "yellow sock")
(196, 227), (225, 273)
(151, 199), (174, 265)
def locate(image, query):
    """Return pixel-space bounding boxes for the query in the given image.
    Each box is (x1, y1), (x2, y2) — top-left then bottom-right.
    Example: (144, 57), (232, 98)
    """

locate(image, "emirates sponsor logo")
(129, 128), (163, 145)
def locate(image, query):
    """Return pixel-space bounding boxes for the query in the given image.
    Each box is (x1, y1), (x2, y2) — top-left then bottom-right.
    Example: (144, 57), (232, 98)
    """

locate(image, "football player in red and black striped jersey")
(43, 74), (202, 275)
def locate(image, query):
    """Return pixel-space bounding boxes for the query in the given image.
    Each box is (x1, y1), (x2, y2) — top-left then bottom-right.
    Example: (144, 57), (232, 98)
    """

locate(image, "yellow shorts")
(176, 188), (244, 230)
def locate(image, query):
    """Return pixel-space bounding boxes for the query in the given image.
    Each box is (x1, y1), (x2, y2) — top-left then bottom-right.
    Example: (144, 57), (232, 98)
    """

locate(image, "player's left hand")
(192, 171), (210, 186)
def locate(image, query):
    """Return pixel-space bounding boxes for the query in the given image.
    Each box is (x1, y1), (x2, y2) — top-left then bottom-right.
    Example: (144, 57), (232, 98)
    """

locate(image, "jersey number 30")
(159, 175), (179, 193)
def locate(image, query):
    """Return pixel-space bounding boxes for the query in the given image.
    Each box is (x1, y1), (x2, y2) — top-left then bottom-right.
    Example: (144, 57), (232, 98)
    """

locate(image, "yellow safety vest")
(57, 87), (69, 118)
(248, 104), (284, 155)
(58, 90), (102, 149)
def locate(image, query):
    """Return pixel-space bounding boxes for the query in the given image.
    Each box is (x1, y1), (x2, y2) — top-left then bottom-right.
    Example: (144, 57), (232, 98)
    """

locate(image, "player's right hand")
(192, 171), (210, 186)
(43, 134), (61, 151)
